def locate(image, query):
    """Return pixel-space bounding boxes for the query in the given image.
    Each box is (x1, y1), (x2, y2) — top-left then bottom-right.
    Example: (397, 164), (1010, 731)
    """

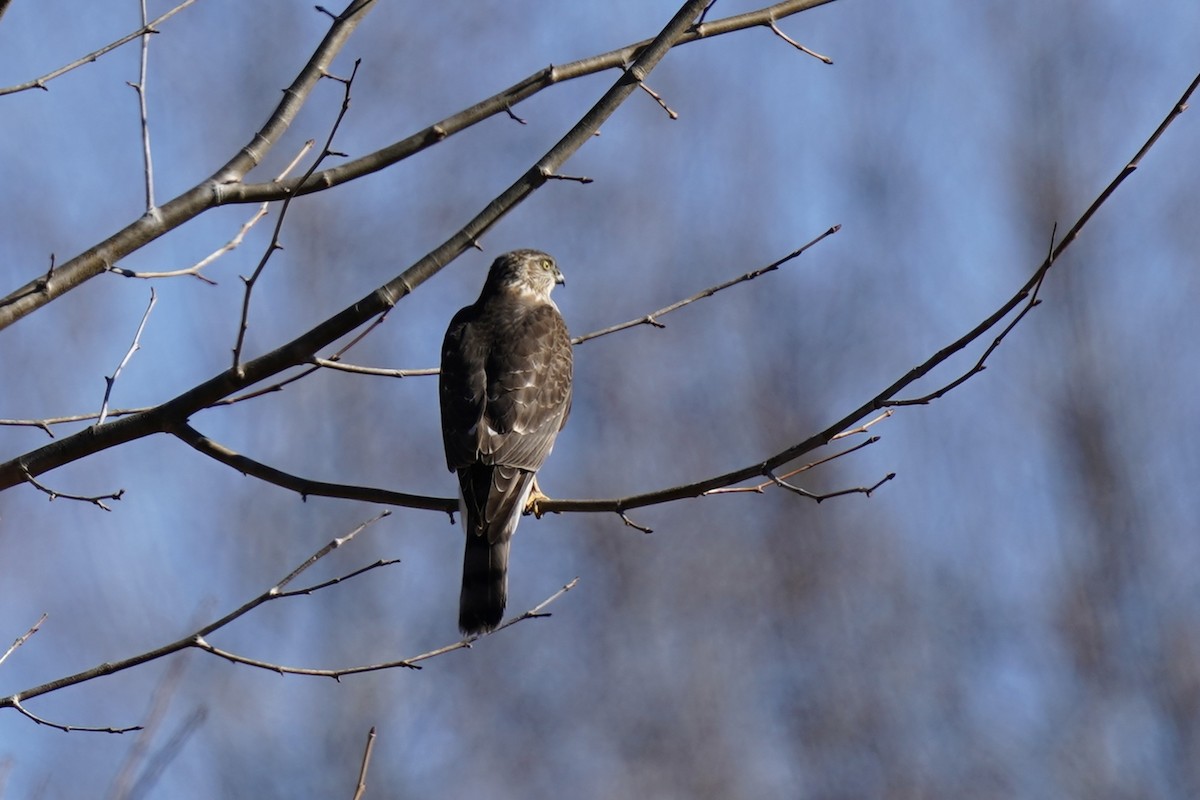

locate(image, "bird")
(439, 249), (573, 635)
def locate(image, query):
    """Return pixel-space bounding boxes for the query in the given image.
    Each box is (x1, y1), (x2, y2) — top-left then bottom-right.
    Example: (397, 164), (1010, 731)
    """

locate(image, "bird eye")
(541, 259), (553, 271)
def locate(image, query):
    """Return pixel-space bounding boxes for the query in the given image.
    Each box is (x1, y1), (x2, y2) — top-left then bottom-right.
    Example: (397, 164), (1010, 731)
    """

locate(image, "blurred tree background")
(1, 1), (1198, 797)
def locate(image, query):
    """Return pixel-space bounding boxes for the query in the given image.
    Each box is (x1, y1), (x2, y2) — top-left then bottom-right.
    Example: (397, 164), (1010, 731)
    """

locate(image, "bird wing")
(440, 300), (572, 474)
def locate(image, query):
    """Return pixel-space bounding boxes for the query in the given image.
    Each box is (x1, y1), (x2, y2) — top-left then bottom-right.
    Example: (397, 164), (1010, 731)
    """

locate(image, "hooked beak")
(554, 268), (566, 287)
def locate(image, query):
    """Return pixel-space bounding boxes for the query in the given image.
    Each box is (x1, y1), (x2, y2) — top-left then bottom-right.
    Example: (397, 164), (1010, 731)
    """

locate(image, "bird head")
(484, 249), (564, 300)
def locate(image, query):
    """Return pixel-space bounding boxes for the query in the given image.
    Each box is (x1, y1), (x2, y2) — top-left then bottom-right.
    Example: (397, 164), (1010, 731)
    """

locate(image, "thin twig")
(704, 435), (882, 495)
(128, 0), (157, 211)
(0, 613), (48, 669)
(99, 288), (157, 426)
(22, 467), (124, 511)
(696, 0), (719, 26)
(234, 61), (361, 369)
(638, 81), (679, 119)
(0, 408), (150, 437)
(830, 409), (892, 440)
(0, 0), (199, 96)
(311, 358), (438, 378)
(10, 697), (141, 734)
(110, 141), (316, 284)
(767, 19), (832, 63)
(619, 512), (654, 534)
(37, 254), (55, 294)
(574, 225), (839, 344)
(192, 577), (579, 675)
(767, 468), (894, 502)
(352, 727), (377, 800)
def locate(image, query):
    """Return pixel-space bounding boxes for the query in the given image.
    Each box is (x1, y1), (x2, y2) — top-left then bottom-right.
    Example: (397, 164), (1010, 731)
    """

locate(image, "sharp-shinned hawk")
(439, 249), (573, 635)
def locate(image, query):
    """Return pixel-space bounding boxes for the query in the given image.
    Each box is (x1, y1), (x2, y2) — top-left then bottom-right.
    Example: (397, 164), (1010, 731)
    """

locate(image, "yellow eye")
(541, 259), (553, 271)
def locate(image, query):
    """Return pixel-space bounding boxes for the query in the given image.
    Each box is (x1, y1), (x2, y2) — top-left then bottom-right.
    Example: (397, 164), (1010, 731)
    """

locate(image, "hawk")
(439, 249), (573, 635)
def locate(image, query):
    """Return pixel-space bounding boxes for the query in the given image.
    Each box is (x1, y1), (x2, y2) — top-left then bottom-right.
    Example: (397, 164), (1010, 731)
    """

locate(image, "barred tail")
(456, 464), (534, 635)
(459, 535), (511, 635)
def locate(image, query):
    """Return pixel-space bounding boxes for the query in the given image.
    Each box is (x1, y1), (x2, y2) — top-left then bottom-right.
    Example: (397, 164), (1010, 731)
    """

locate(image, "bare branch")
(0, 613), (47, 669)
(0, 513), (392, 718)
(192, 577), (579, 676)
(704, 434), (884, 495)
(619, 512), (654, 534)
(0, 0), (199, 97)
(22, 467), (124, 511)
(574, 225), (839, 344)
(352, 727), (377, 800)
(170, 422), (457, 515)
(233, 60), (360, 369)
(312, 358), (438, 378)
(9, 697), (141, 735)
(543, 172), (594, 184)
(638, 80), (679, 119)
(110, 140), (316, 283)
(767, 468), (894, 502)
(830, 409), (893, 440)
(0, 408), (149, 437)
(767, 19), (833, 63)
(99, 288), (157, 426)
(128, 0), (157, 211)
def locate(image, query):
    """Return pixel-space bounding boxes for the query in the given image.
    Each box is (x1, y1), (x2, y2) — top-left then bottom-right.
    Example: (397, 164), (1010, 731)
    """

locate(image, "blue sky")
(1, 2), (1199, 797)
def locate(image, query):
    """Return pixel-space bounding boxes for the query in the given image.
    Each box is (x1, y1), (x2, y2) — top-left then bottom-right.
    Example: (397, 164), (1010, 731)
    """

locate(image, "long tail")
(459, 534), (512, 635)
(457, 464), (534, 635)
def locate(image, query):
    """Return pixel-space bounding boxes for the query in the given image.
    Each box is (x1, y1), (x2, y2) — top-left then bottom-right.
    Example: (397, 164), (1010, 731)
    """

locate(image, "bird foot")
(525, 478), (551, 518)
